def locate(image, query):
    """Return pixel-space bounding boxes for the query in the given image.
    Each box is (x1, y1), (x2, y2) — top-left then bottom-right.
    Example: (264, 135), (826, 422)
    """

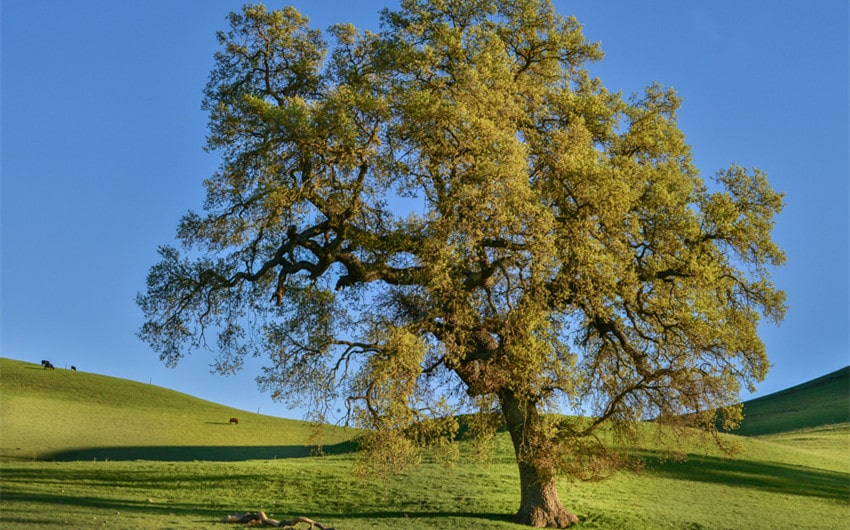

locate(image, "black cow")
(41, 360), (55, 370)
(71, 366), (77, 371)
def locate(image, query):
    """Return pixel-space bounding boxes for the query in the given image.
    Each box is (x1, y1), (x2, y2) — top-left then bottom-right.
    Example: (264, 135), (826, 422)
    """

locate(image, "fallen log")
(221, 511), (336, 529)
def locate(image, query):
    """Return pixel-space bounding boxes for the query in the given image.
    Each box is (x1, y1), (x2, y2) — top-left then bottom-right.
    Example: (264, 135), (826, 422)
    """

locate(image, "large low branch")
(229, 219), (425, 298)
(334, 251), (423, 290)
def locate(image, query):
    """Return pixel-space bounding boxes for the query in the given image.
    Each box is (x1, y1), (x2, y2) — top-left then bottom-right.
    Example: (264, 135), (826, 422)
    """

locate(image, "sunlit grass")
(1, 357), (848, 529)
(754, 423), (850, 472)
(0, 358), (352, 462)
(2, 442), (847, 529)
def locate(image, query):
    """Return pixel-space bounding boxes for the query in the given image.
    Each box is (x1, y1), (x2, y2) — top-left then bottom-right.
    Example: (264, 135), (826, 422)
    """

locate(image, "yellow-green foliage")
(136, 0), (789, 523)
(138, 1), (786, 472)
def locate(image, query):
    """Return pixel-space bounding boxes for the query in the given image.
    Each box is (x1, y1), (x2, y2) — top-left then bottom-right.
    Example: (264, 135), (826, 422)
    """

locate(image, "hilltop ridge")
(0, 357), (354, 461)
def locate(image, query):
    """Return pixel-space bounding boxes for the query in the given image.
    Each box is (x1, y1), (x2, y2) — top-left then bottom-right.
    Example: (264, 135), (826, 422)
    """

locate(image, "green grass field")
(1, 357), (848, 529)
(0, 358), (353, 462)
(733, 366), (850, 436)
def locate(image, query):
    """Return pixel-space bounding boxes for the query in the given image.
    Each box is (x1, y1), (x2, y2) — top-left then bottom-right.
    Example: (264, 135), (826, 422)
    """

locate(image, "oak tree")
(138, 1), (785, 526)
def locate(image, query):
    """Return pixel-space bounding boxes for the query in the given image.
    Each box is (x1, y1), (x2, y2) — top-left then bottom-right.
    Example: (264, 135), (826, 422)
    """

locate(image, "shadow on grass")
(0, 490), (200, 515)
(1, 462), (514, 525)
(0, 489), (511, 526)
(43, 440), (358, 462)
(639, 450), (850, 502)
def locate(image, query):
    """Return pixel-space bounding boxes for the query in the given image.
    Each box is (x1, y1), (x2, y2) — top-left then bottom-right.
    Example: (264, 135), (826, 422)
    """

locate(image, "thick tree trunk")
(500, 390), (579, 528)
(514, 460), (578, 527)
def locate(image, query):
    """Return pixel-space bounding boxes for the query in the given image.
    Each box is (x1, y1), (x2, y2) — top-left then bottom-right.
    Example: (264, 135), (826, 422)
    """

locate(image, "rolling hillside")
(1, 357), (847, 528)
(735, 366), (850, 436)
(0, 358), (355, 461)
(4, 356), (848, 460)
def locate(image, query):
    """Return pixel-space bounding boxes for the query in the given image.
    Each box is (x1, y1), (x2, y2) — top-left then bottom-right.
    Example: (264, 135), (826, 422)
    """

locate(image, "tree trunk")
(499, 390), (579, 528)
(514, 460), (578, 527)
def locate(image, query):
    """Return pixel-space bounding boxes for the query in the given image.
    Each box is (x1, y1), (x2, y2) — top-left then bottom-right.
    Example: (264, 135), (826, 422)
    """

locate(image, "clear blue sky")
(2, 1), (848, 420)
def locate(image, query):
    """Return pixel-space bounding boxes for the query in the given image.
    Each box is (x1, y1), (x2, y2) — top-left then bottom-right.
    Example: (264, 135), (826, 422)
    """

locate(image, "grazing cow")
(229, 417), (239, 425)
(42, 361), (55, 370)
(71, 366), (77, 371)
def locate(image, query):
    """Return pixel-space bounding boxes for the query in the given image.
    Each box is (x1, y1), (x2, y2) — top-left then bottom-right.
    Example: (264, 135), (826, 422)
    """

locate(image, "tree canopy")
(138, 1), (785, 526)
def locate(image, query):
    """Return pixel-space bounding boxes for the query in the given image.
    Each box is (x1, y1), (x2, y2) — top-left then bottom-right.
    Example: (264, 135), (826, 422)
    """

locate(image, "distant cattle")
(229, 417), (239, 425)
(71, 366), (77, 371)
(41, 360), (55, 369)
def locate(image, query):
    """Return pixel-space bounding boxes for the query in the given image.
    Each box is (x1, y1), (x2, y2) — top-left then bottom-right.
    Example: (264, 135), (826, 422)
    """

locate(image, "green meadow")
(1, 358), (848, 529)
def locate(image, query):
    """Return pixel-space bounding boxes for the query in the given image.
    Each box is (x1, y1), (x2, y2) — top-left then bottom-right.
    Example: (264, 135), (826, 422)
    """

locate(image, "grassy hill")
(735, 366), (850, 436)
(0, 358), (354, 461)
(5, 357), (846, 458)
(1, 356), (848, 529)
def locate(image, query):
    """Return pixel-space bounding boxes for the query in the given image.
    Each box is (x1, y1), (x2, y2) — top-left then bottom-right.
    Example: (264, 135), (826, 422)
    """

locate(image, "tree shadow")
(1, 485), (513, 526)
(43, 441), (358, 462)
(638, 450), (850, 501)
(0, 488), (233, 524)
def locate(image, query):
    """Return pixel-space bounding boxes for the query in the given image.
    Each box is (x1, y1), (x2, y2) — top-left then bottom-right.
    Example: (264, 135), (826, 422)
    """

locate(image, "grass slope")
(1, 428), (847, 529)
(1, 357), (848, 528)
(0, 358), (353, 461)
(735, 366), (850, 436)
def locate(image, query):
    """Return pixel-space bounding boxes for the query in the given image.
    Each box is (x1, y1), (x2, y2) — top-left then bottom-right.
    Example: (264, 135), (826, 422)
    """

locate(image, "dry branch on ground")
(222, 511), (335, 529)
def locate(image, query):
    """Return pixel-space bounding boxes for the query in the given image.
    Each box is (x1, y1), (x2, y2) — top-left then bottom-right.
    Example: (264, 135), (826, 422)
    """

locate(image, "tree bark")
(500, 390), (579, 528)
